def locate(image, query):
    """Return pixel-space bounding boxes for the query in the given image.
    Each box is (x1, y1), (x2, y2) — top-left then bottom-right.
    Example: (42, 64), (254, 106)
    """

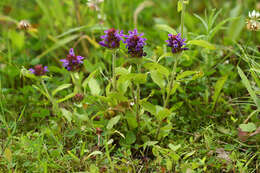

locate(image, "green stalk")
(112, 50), (117, 91)
(164, 57), (179, 108)
(136, 64), (141, 127)
(105, 136), (114, 172)
(71, 72), (82, 93)
(156, 56), (179, 140)
(41, 79), (58, 114)
(181, 0), (186, 37)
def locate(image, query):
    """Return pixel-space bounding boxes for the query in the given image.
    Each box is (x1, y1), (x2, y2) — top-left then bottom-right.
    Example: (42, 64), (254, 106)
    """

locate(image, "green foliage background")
(0, 0), (259, 172)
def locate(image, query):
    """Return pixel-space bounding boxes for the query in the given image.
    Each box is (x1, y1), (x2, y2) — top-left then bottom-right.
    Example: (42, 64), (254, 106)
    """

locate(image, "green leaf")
(126, 111), (138, 129)
(170, 82), (180, 95)
(176, 71), (198, 80)
(52, 84), (72, 96)
(166, 158), (173, 171)
(57, 92), (76, 103)
(141, 101), (157, 116)
(237, 66), (260, 109)
(32, 85), (50, 100)
(150, 70), (166, 88)
(82, 70), (98, 90)
(60, 108), (72, 122)
(183, 151), (196, 160)
(107, 115), (121, 130)
(156, 106), (171, 121)
(125, 131), (136, 145)
(117, 74), (131, 94)
(32, 108), (50, 118)
(188, 40), (216, 50)
(88, 78), (101, 96)
(86, 151), (103, 159)
(115, 67), (130, 75)
(168, 144), (181, 152)
(239, 123), (256, 132)
(177, 1), (182, 12)
(131, 73), (147, 84)
(212, 75), (228, 110)
(155, 24), (177, 34)
(4, 148), (12, 163)
(144, 62), (169, 77)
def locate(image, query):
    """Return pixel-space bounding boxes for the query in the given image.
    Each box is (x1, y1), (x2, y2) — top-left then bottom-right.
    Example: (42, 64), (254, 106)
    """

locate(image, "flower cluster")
(29, 64), (48, 76)
(60, 48), (84, 71)
(249, 10), (260, 19)
(99, 28), (124, 49)
(247, 10), (260, 31)
(123, 29), (147, 58)
(166, 33), (188, 54)
(87, 0), (104, 11)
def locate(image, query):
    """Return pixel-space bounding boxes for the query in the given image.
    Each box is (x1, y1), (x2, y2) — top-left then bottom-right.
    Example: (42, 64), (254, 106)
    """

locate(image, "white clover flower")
(249, 10), (260, 19)
(87, 0), (104, 11)
(247, 10), (260, 31)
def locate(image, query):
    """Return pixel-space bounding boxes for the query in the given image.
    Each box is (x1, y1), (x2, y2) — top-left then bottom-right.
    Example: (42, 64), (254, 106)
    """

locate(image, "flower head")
(123, 29), (147, 57)
(247, 10), (260, 31)
(166, 33), (188, 54)
(99, 28), (124, 49)
(87, 0), (104, 11)
(29, 64), (48, 76)
(249, 10), (260, 19)
(18, 20), (31, 30)
(60, 48), (85, 71)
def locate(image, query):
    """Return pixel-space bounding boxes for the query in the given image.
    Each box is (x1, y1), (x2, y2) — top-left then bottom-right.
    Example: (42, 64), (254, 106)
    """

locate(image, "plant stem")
(181, 0), (186, 37)
(71, 72), (82, 93)
(41, 79), (52, 101)
(41, 79), (58, 114)
(105, 136), (114, 172)
(112, 50), (117, 91)
(136, 64), (141, 128)
(164, 57), (179, 108)
(156, 56), (179, 140)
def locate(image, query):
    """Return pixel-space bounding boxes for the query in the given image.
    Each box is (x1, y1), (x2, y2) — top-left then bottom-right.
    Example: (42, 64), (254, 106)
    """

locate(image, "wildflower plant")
(60, 48), (84, 72)
(23, 64), (71, 115)
(247, 10), (260, 31)
(99, 28), (124, 49)
(123, 29), (147, 58)
(166, 33), (188, 54)
(29, 64), (48, 76)
(100, 28), (124, 90)
(61, 48), (85, 93)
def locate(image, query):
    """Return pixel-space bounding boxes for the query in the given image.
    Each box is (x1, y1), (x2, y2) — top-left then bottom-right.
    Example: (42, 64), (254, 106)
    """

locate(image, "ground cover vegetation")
(0, 0), (260, 172)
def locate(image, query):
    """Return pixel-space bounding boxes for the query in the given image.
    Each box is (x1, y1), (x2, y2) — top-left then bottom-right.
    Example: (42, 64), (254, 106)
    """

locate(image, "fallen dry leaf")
(216, 148), (231, 163)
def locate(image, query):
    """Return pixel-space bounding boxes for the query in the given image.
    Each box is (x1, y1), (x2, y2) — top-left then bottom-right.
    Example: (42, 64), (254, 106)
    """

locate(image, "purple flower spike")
(99, 28), (124, 49)
(29, 64), (48, 76)
(166, 33), (188, 54)
(123, 29), (147, 58)
(60, 48), (85, 71)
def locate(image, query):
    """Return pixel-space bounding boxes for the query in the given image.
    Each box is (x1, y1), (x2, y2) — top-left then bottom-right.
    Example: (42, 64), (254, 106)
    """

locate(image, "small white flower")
(18, 20), (30, 30)
(247, 10), (260, 31)
(249, 10), (260, 19)
(87, 0), (104, 11)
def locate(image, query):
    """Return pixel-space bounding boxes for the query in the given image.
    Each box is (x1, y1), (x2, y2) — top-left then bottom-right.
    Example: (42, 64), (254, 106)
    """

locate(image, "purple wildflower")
(166, 33), (188, 54)
(123, 29), (147, 58)
(29, 64), (48, 76)
(99, 28), (124, 49)
(60, 48), (84, 71)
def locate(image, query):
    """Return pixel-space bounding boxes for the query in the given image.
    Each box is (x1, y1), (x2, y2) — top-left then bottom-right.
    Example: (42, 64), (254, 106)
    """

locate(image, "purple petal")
(44, 66), (48, 72)
(29, 68), (35, 74)
(69, 48), (75, 56)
